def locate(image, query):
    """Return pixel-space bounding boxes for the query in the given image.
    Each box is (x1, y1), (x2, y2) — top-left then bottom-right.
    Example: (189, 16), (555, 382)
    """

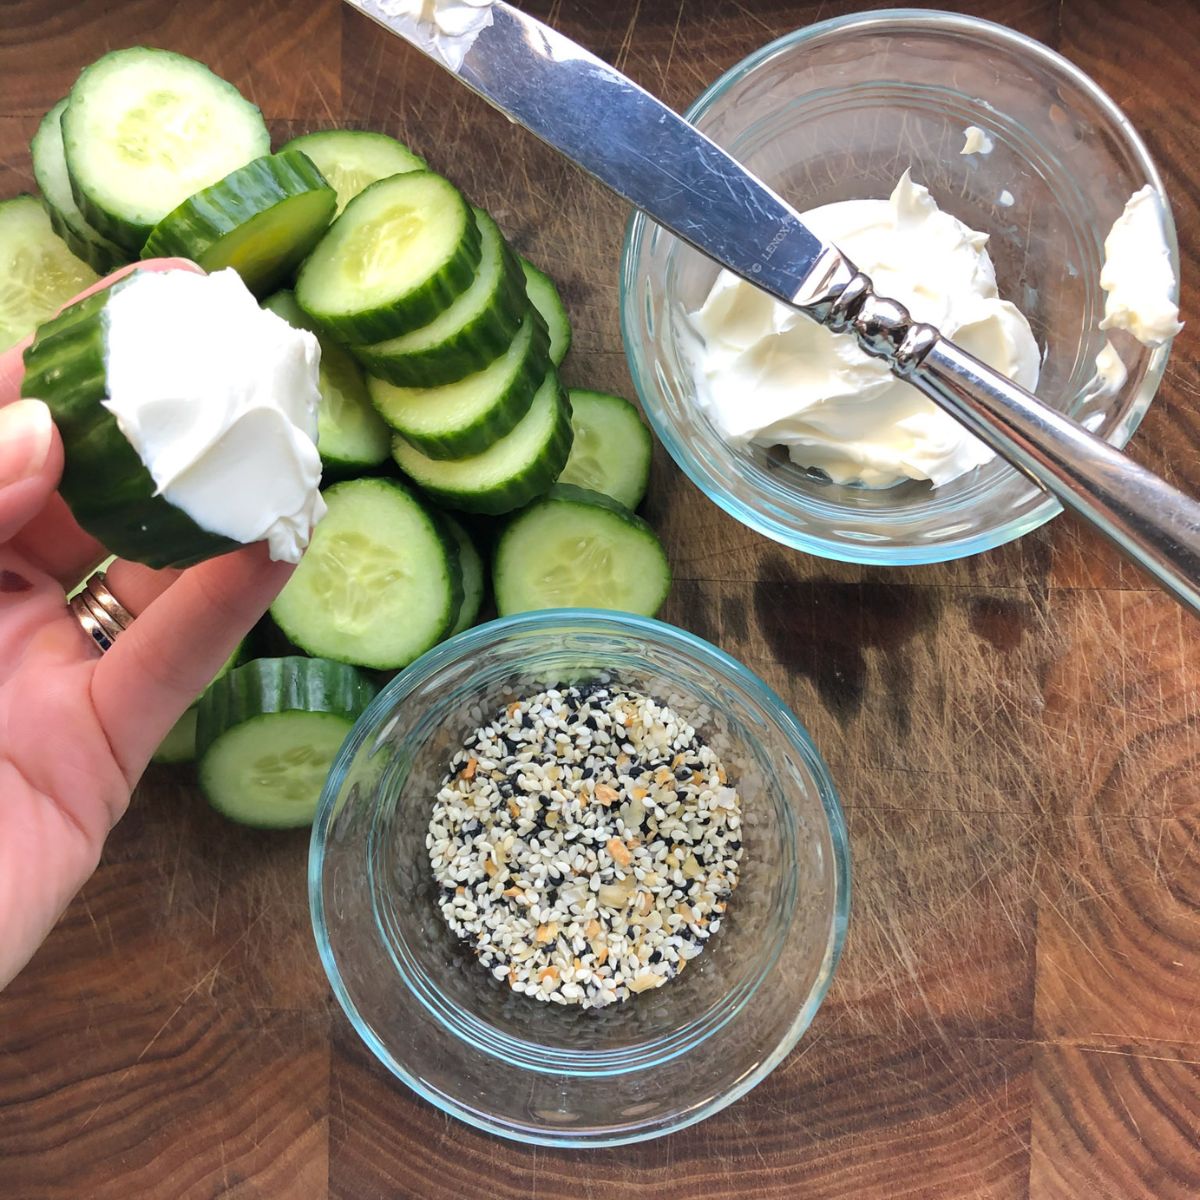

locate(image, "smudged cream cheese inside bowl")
(687, 172), (1041, 488)
(103, 268), (326, 563)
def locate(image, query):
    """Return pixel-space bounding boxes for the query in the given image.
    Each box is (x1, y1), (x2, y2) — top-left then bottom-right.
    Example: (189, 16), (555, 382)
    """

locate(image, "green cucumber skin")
(391, 379), (574, 516)
(443, 513), (485, 636)
(370, 312), (550, 461)
(534, 482), (650, 523)
(20, 286), (240, 568)
(296, 172), (483, 345)
(352, 233), (530, 389)
(42, 201), (128, 276)
(141, 151), (336, 296)
(196, 656), (378, 758)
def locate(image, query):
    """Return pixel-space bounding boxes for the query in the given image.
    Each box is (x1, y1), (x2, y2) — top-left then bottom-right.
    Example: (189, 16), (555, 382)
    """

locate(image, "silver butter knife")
(346, 0), (1200, 614)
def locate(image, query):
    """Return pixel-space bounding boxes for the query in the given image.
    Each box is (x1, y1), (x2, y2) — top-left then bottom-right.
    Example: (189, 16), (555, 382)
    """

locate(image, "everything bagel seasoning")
(427, 684), (743, 1008)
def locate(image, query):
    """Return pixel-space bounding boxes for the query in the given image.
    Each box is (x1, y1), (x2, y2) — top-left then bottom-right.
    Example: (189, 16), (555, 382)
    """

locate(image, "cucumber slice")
(558, 390), (653, 510)
(31, 99), (130, 276)
(391, 370), (572, 515)
(196, 657), (378, 828)
(141, 151), (336, 296)
(277, 129), (425, 215)
(444, 513), (484, 635)
(270, 478), (463, 669)
(295, 171), (481, 344)
(0, 196), (99, 353)
(152, 639), (244, 765)
(21, 283), (239, 568)
(521, 259), (571, 365)
(62, 48), (270, 253)
(353, 209), (528, 388)
(66, 553), (118, 600)
(367, 308), (549, 460)
(493, 485), (671, 617)
(153, 707), (200, 765)
(262, 289), (390, 472)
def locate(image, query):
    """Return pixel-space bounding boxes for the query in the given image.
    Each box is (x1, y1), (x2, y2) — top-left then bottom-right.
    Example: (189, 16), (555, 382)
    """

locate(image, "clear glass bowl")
(621, 9), (1179, 564)
(310, 611), (849, 1146)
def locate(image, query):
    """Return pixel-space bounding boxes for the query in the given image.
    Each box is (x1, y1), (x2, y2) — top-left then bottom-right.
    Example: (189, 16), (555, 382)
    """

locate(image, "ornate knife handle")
(796, 258), (1200, 617)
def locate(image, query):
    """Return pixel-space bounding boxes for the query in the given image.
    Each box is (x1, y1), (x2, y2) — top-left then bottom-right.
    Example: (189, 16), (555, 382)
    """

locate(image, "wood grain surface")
(2, 1), (1199, 1196)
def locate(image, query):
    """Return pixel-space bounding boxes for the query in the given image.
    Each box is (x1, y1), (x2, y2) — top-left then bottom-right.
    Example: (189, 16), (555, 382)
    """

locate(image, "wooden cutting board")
(1, 1), (1198, 1195)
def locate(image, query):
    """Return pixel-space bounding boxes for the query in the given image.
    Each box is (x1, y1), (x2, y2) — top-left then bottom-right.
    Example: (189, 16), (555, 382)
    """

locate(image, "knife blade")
(342, 0), (852, 317)
(342, 0), (1200, 618)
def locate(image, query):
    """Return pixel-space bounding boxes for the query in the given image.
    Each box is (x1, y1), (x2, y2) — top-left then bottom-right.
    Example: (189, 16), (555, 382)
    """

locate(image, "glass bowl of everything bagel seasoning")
(310, 610), (849, 1146)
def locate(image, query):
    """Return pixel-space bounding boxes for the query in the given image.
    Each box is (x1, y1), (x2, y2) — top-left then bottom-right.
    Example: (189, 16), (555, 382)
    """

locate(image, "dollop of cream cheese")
(1099, 184), (1182, 347)
(102, 268), (326, 563)
(373, 0), (494, 71)
(688, 171), (1041, 488)
(961, 125), (994, 156)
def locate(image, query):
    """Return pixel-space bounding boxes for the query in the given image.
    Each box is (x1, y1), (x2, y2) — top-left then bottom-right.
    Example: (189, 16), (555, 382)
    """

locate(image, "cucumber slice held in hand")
(278, 129), (425, 215)
(262, 289), (390, 473)
(31, 98), (130, 276)
(558, 390), (653, 510)
(197, 657), (378, 828)
(390, 369), (573, 515)
(353, 209), (529, 388)
(270, 478), (463, 669)
(521, 259), (571, 366)
(62, 47), (270, 252)
(296, 170), (481, 344)
(0, 196), (99, 353)
(21, 286), (241, 566)
(142, 151), (336, 296)
(493, 485), (671, 617)
(22, 268), (323, 569)
(368, 308), (549, 460)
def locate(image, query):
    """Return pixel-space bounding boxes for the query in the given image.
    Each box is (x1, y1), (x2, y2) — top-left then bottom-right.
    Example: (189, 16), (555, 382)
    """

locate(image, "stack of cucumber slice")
(10, 47), (672, 828)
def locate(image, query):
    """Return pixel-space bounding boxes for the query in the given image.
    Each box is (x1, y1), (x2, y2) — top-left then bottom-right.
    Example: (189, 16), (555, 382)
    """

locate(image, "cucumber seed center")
(310, 531), (406, 631)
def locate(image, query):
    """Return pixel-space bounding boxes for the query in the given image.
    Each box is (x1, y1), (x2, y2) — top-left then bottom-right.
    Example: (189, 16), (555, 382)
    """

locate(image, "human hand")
(0, 260), (295, 987)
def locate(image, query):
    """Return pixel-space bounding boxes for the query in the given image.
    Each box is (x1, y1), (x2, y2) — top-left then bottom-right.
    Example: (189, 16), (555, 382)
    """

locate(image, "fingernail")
(0, 399), (53, 484)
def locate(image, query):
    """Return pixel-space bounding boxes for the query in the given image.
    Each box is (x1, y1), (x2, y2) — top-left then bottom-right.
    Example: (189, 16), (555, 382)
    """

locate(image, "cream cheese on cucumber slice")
(102, 268), (326, 563)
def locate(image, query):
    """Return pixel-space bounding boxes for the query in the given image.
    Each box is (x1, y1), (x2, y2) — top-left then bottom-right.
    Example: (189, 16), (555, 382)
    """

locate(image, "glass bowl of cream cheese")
(620, 9), (1181, 563)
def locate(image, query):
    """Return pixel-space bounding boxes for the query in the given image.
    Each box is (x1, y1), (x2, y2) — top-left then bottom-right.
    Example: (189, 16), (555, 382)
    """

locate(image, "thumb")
(0, 399), (62, 543)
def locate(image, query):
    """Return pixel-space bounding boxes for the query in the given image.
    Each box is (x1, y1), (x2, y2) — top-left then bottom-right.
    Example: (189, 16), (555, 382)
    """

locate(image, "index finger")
(0, 257), (202, 404)
(91, 542), (294, 785)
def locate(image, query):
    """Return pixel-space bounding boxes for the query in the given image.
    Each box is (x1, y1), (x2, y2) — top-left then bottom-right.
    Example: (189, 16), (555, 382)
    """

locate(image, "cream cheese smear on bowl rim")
(686, 175), (1181, 490)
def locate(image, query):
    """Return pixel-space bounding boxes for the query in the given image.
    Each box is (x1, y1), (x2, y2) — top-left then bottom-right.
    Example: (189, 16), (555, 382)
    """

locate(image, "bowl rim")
(619, 7), (1177, 565)
(309, 608), (852, 1147)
